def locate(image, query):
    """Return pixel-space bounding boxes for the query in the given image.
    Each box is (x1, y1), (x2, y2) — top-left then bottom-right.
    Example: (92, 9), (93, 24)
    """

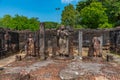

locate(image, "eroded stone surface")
(60, 69), (79, 80)
(59, 62), (105, 80)
(59, 58), (120, 80)
(5, 60), (53, 74)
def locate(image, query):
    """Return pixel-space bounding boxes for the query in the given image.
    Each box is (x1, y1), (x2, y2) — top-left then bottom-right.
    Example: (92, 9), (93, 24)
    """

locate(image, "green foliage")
(0, 14), (40, 31)
(75, 0), (120, 28)
(114, 20), (120, 27)
(0, 14), (12, 28)
(76, 0), (97, 12)
(44, 22), (58, 29)
(61, 4), (76, 27)
(28, 17), (39, 31)
(74, 24), (84, 29)
(99, 22), (113, 28)
(0, 18), (3, 26)
(101, 0), (120, 27)
(79, 2), (109, 29)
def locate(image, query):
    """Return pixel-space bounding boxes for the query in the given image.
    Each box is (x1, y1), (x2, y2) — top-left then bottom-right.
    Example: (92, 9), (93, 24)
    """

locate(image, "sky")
(0, 0), (80, 23)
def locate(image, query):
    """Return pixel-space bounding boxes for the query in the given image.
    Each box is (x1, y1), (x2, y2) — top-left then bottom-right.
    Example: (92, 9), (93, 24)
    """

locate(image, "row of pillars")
(39, 23), (103, 59)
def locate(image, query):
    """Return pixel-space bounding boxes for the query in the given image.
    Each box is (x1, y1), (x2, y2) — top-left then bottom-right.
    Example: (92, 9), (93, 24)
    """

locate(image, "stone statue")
(92, 36), (101, 57)
(88, 36), (101, 57)
(26, 34), (35, 56)
(57, 25), (69, 56)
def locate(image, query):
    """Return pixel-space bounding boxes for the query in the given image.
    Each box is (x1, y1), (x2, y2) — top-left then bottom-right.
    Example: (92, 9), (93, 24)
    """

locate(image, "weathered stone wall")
(0, 28), (19, 58)
(9, 31), (19, 52)
(109, 28), (120, 53)
(0, 28), (5, 50)
(1, 27), (120, 58)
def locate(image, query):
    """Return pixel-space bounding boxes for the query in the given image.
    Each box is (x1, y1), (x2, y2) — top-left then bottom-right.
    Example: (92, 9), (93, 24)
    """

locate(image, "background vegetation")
(0, 0), (120, 30)
(61, 0), (120, 29)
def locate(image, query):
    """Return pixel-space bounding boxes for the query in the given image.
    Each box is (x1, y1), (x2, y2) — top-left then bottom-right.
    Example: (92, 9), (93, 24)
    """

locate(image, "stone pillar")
(34, 32), (36, 56)
(69, 35), (74, 58)
(66, 37), (69, 56)
(39, 23), (45, 60)
(52, 36), (58, 56)
(47, 39), (53, 58)
(78, 31), (82, 58)
(99, 35), (103, 56)
(36, 31), (40, 56)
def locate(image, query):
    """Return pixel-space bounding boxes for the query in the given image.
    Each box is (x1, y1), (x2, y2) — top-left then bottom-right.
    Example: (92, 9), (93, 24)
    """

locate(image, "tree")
(10, 14), (28, 30)
(101, 0), (120, 27)
(76, 0), (102, 29)
(76, 0), (97, 12)
(0, 14), (40, 31)
(28, 17), (39, 31)
(0, 18), (3, 27)
(76, 0), (120, 28)
(79, 2), (111, 29)
(61, 4), (76, 27)
(44, 22), (58, 29)
(0, 14), (12, 28)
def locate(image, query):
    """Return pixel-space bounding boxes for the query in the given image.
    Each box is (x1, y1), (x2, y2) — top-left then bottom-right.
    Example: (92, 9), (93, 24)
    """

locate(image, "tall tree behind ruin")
(61, 4), (76, 27)
(101, 0), (120, 27)
(76, 0), (120, 28)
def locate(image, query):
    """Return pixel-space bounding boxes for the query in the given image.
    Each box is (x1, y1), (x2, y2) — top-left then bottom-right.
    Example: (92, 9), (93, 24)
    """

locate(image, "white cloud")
(61, 0), (79, 4)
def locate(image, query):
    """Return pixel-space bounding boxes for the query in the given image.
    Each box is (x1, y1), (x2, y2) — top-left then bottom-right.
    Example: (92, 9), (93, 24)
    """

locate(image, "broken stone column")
(47, 39), (53, 58)
(98, 35), (103, 57)
(69, 34), (74, 58)
(52, 36), (58, 57)
(15, 55), (22, 61)
(35, 31), (40, 57)
(39, 23), (45, 60)
(45, 30), (54, 59)
(78, 31), (83, 59)
(106, 55), (113, 62)
(66, 37), (69, 56)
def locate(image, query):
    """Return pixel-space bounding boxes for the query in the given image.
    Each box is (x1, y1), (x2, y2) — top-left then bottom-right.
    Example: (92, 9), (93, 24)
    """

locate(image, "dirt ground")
(0, 48), (120, 80)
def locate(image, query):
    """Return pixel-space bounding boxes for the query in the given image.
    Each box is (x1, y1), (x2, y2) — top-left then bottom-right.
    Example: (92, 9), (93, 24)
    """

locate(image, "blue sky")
(0, 0), (80, 23)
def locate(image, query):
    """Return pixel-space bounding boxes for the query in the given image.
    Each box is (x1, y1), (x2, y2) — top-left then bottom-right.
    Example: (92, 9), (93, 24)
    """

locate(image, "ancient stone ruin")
(1, 26), (120, 80)
(1, 25), (120, 59)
